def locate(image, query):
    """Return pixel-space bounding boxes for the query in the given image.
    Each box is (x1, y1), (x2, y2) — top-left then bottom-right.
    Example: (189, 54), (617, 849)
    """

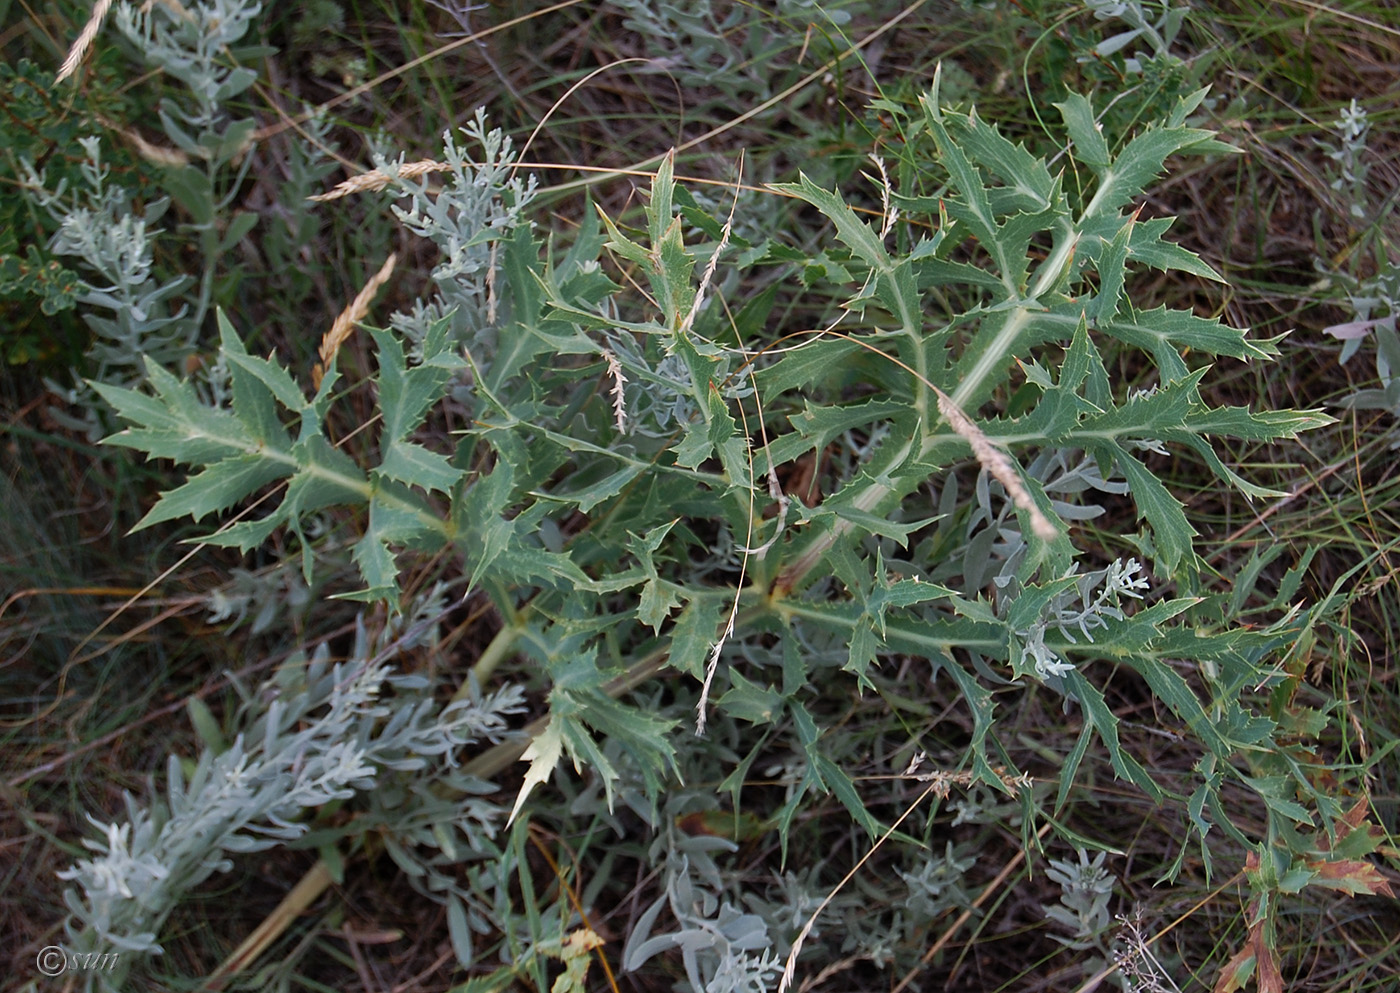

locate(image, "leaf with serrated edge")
(1056, 93), (1111, 170)
(509, 714), (565, 824)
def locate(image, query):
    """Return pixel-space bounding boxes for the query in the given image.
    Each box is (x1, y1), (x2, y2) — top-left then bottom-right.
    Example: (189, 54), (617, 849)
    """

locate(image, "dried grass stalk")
(602, 349), (628, 433)
(112, 120), (190, 167)
(56, 0), (113, 83)
(933, 386), (1059, 541)
(308, 160), (446, 202)
(312, 254), (397, 389)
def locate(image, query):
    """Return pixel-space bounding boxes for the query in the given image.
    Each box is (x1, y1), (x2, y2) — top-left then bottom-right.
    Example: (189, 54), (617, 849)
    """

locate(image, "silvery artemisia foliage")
(58, 610), (525, 992)
(1009, 558), (1151, 681)
(22, 0), (264, 435)
(599, 740), (984, 988)
(379, 111), (537, 355)
(1317, 101), (1400, 435)
(618, 812), (984, 987)
(1043, 849), (1133, 989)
(959, 451), (1131, 594)
(623, 824), (782, 993)
(1044, 849), (1117, 948)
(113, 0), (262, 130)
(1082, 0), (1188, 73)
(23, 138), (196, 434)
(606, 0), (858, 101)
(1324, 98), (1372, 221)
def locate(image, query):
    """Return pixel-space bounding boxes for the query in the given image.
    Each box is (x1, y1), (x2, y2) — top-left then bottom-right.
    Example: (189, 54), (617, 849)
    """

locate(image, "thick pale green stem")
(769, 434), (914, 597)
(949, 305), (1034, 411)
(450, 622), (522, 701)
(771, 298), (1045, 599)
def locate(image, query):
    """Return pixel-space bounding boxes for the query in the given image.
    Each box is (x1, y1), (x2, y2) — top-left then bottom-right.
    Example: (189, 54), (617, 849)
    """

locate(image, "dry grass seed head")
(309, 160), (448, 202)
(313, 254), (398, 389)
(56, 0), (114, 83)
(933, 387), (1059, 541)
(602, 349), (628, 433)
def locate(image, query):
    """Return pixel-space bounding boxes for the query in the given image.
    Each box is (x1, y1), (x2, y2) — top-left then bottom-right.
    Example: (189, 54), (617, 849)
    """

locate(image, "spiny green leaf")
(672, 420), (714, 470)
(1180, 405), (1333, 439)
(1062, 670), (1164, 802)
(826, 504), (938, 546)
(930, 652), (1004, 792)
(1171, 433), (1290, 500)
(866, 576), (958, 637)
(914, 256), (1007, 292)
(490, 224), (552, 388)
(558, 463), (646, 514)
(376, 440), (462, 495)
(371, 327), (463, 443)
(1114, 446), (1196, 578)
(704, 380), (748, 484)
(1128, 217), (1224, 282)
(638, 578), (680, 634)
(1083, 124), (1220, 221)
(1076, 369), (1207, 439)
(1090, 211), (1137, 325)
(845, 614), (879, 687)
(648, 149), (676, 249)
(919, 71), (1005, 280)
(786, 397), (908, 452)
(629, 520), (679, 633)
(756, 335), (862, 401)
(717, 668), (784, 724)
(1102, 305), (1276, 382)
(461, 460), (515, 589)
(655, 216), (697, 324)
(509, 713), (565, 824)
(949, 106), (1054, 211)
(346, 483), (444, 601)
(769, 173), (889, 275)
(1129, 657), (1232, 757)
(669, 596), (724, 679)
(597, 205), (650, 267)
(1056, 93), (1112, 170)
(813, 753), (885, 839)
(217, 310), (305, 413)
(133, 455), (290, 531)
(548, 653), (679, 812)
(1005, 575), (1082, 632)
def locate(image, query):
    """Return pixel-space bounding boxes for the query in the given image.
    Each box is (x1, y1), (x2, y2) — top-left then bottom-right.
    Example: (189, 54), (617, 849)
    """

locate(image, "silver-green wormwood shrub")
(48, 13), (1385, 982)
